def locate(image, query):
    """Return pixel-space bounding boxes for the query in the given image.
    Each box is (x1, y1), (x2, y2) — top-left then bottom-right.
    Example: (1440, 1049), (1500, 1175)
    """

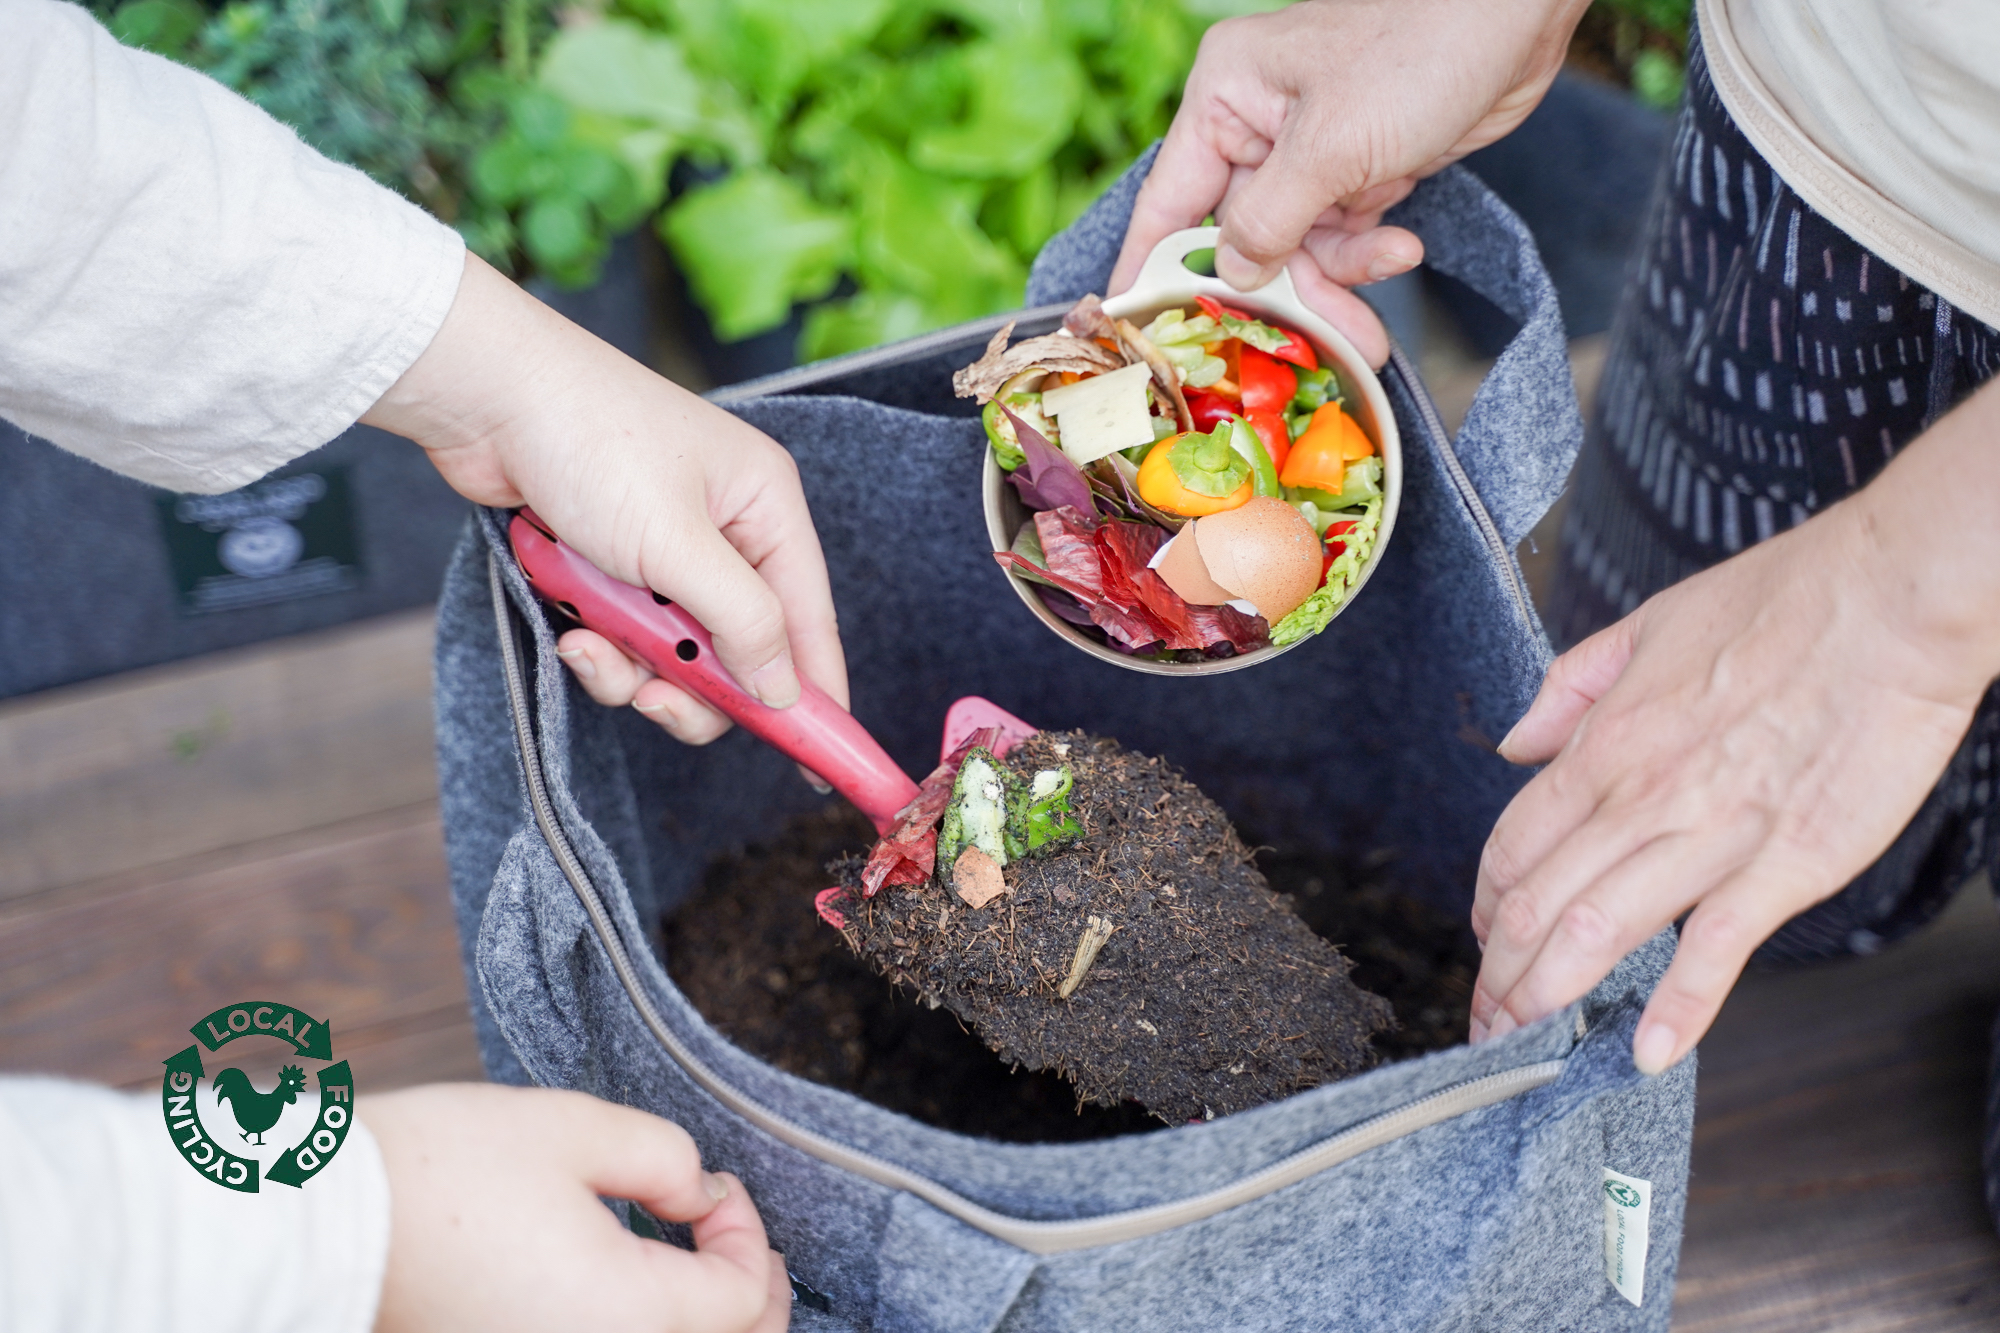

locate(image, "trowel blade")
(939, 696), (1038, 764)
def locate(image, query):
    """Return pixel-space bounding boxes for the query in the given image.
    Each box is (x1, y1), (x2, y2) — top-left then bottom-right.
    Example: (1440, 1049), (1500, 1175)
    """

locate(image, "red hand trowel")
(507, 510), (1037, 906)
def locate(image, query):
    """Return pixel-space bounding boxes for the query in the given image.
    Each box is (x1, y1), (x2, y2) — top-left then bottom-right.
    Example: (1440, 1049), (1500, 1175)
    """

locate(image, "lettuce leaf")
(1005, 411), (1097, 514)
(659, 168), (852, 339)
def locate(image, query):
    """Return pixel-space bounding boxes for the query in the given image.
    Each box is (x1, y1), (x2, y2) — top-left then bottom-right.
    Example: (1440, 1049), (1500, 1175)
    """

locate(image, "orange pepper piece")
(1137, 435), (1254, 517)
(1279, 404), (1374, 492)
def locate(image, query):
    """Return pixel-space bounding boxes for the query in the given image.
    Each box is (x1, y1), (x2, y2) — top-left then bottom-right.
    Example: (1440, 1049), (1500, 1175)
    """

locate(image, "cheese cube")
(1040, 362), (1156, 466)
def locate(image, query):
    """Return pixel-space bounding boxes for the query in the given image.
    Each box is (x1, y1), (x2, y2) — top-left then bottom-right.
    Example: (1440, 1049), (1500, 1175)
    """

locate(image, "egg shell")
(1153, 523), (1235, 606)
(1193, 496), (1323, 623)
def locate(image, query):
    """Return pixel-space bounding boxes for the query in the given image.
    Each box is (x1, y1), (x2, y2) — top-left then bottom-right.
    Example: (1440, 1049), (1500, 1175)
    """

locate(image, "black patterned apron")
(1548, 31), (2000, 964)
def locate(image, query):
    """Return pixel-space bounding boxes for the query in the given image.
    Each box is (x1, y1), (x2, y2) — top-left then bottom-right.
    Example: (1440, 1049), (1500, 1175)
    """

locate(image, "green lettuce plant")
(534, 0), (1286, 359)
(90, 0), (1274, 357)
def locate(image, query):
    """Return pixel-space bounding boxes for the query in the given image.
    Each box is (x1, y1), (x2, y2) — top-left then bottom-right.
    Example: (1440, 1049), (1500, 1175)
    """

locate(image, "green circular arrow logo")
(1604, 1180), (1642, 1209)
(160, 1002), (355, 1192)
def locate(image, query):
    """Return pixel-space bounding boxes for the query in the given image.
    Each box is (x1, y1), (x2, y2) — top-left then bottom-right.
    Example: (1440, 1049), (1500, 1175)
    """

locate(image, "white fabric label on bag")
(1602, 1167), (1653, 1306)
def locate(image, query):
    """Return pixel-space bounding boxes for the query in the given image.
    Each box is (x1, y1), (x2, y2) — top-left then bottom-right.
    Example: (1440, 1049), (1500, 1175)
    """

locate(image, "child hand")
(365, 1084), (790, 1333)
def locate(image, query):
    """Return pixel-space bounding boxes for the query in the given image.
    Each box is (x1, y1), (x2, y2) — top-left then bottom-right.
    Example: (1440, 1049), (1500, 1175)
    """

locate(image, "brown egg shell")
(1153, 521), (1235, 606)
(1193, 496), (1323, 623)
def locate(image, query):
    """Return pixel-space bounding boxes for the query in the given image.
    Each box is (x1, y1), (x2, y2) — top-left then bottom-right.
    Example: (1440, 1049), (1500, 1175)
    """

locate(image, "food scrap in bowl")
(955, 293), (1385, 662)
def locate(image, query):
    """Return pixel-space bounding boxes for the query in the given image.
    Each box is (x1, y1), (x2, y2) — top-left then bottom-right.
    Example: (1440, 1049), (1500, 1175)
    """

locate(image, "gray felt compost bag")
(433, 150), (1695, 1331)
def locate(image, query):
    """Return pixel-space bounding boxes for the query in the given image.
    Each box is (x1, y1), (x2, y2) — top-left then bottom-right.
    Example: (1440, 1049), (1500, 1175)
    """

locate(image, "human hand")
(1111, 0), (1590, 367)
(364, 254), (846, 749)
(365, 1084), (790, 1333)
(1470, 383), (2000, 1072)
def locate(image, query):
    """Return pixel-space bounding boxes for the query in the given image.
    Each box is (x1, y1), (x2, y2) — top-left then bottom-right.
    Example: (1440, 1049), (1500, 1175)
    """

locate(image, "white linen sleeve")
(0, 1076), (390, 1333)
(0, 0), (466, 494)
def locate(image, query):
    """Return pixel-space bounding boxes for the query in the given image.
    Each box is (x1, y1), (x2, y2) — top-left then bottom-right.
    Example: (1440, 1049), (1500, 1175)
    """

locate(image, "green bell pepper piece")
(1228, 417), (1283, 498)
(1015, 767), (1082, 853)
(1290, 366), (1341, 414)
(981, 370), (1057, 472)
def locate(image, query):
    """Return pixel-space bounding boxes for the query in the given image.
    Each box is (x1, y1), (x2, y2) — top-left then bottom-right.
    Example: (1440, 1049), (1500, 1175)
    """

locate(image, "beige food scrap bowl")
(982, 226), (1403, 676)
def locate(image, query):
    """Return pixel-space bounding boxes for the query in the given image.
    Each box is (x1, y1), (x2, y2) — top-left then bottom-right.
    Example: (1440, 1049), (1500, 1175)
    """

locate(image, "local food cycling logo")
(1604, 1180), (1643, 1209)
(161, 1002), (355, 1192)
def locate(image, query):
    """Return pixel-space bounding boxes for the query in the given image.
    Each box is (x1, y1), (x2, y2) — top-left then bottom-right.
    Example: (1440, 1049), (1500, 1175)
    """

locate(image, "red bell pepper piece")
(1267, 332), (1318, 372)
(1238, 346), (1297, 416)
(1195, 294), (1250, 322)
(1247, 411), (1290, 476)
(1184, 390), (1237, 433)
(1196, 295), (1318, 371)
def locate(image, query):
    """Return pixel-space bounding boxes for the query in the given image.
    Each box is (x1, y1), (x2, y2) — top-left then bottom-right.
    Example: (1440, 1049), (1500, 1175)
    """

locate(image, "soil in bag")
(665, 732), (1482, 1137)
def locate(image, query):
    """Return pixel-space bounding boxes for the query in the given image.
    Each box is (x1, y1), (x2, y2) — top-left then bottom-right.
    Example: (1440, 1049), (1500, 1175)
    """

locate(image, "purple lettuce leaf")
(1002, 406), (1097, 515)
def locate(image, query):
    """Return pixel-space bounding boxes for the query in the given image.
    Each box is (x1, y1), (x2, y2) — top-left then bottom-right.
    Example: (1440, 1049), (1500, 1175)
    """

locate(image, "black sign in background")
(156, 467), (365, 616)
(1, 423), (467, 699)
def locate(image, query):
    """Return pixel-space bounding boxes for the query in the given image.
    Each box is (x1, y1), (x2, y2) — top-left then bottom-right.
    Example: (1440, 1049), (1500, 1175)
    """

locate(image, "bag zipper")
(1385, 342), (1540, 636)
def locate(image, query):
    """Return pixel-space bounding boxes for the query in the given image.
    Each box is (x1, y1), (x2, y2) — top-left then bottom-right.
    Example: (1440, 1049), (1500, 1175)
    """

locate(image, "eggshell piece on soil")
(1194, 496), (1323, 623)
(1152, 523), (1234, 606)
(953, 846), (1009, 910)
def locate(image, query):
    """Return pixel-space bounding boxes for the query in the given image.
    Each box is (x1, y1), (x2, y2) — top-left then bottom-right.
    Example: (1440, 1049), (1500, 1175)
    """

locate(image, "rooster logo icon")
(162, 1001), (356, 1193)
(211, 1065), (309, 1145)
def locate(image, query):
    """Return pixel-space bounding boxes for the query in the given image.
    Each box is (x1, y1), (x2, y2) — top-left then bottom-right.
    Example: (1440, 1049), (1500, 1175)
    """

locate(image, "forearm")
(0, 0), (462, 494)
(358, 253), (782, 556)
(0, 1077), (388, 1333)
(1851, 377), (2000, 700)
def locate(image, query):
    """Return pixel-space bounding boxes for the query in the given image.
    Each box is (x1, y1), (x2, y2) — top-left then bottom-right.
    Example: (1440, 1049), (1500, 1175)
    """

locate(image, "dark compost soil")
(665, 735), (1483, 1140)
(829, 733), (1391, 1123)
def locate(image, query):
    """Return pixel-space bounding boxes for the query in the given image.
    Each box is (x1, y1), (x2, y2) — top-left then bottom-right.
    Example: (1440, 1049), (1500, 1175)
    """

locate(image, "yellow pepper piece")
(1137, 434), (1254, 517)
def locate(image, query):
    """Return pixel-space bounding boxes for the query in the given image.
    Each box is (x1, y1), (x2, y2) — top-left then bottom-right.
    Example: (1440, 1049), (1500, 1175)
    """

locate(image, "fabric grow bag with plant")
(433, 149), (1695, 1331)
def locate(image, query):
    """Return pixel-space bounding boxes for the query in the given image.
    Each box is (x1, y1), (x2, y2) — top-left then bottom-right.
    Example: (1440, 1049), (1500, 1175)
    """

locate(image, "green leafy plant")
(528, 0), (1286, 359)
(90, 0), (561, 273)
(1573, 0), (1690, 110)
(95, 0), (1696, 366)
(91, 0), (1272, 358)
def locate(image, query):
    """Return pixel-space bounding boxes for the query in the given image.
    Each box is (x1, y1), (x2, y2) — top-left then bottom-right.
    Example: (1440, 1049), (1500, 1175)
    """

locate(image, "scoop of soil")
(666, 800), (1482, 1141)
(664, 804), (1160, 1142)
(829, 732), (1394, 1123)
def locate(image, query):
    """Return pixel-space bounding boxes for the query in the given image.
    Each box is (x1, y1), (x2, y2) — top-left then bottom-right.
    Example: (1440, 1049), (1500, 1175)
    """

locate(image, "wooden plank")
(0, 610), (438, 900)
(0, 805), (481, 1093)
(1674, 882), (2000, 1329)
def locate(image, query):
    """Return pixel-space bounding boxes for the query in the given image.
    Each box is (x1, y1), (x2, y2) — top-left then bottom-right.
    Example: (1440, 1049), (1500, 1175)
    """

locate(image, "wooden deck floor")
(4, 611), (1998, 1328)
(1674, 882), (2000, 1330)
(0, 612), (482, 1094)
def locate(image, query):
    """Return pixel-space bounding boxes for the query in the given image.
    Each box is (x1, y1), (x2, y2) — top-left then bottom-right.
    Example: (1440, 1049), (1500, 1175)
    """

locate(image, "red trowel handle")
(507, 510), (920, 834)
